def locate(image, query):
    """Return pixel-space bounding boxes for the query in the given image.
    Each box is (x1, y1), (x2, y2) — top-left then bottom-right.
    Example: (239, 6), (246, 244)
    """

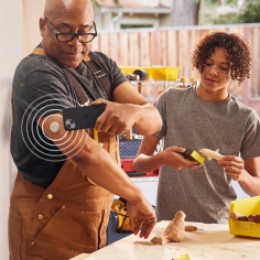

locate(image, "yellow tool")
(111, 198), (132, 232)
(93, 128), (98, 142)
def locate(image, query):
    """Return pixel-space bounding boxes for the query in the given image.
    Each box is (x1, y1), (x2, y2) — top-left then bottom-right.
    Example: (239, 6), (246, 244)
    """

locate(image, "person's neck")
(195, 86), (229, 103)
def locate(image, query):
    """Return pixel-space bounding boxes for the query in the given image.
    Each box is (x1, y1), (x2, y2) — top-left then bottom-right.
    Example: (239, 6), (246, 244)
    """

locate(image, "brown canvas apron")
(9, 132), (119, 260)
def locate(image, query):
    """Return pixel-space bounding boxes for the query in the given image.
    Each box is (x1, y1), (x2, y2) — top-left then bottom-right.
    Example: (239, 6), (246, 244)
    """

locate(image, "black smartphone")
(180, 148), (197, 161)
(62, 104), (106, 130)
(178, 148), (205, 164)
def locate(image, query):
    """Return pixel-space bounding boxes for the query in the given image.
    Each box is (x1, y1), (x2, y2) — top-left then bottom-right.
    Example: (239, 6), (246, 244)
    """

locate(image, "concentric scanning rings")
(21, 94), (87, 162)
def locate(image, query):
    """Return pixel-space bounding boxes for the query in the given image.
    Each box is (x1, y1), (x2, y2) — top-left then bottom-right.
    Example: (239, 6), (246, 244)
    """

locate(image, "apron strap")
(85, 60), (112, 100)
(63, 69), (89, 105)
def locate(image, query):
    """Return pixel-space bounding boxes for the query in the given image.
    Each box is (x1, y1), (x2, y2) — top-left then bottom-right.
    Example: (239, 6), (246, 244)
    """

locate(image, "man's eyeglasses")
(45, 18), (97, 43)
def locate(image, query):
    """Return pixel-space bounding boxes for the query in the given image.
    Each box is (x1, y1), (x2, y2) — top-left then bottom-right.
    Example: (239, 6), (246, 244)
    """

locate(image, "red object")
(121, 158), (135, 173)
(121, 158), (159, 176)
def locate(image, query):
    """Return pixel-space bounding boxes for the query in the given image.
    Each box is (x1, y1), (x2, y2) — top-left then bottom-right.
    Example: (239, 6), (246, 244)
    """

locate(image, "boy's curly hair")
(192, 31), (251, 83)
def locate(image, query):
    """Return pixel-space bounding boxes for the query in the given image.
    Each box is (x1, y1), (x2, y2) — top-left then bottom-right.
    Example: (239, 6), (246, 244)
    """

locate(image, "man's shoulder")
(89, 51), (109, 61)
(15, 53), (63, 79)
(88, 51), (112, 68)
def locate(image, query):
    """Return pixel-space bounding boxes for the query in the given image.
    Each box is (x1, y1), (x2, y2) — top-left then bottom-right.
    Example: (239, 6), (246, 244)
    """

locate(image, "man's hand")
(91, 98), (136, 135)
(127, 197), (157, 239)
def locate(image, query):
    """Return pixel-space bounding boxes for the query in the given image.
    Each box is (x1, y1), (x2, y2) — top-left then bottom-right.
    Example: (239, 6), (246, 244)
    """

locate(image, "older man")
(9, 0), (162, 259)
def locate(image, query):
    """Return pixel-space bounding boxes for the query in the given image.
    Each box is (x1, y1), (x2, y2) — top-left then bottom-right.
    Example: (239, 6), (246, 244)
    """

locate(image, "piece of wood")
(151, 210), (186, 245)
(185, 225), (198, 232)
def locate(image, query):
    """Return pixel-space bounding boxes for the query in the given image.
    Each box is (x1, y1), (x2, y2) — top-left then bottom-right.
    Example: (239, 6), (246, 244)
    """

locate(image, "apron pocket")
(9, 208), (22, 260)
(30, 205), (107, 259)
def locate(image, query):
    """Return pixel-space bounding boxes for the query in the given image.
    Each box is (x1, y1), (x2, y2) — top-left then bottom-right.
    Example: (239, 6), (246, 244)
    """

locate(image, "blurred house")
(94, 0), (173, 30)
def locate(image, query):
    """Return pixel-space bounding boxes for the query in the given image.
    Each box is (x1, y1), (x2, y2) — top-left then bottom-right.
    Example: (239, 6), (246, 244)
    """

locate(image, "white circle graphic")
(21, 94), (88, 162)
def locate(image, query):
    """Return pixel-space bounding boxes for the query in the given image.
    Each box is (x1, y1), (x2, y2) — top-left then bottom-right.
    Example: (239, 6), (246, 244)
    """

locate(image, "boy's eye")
(221, 67), (230, 71)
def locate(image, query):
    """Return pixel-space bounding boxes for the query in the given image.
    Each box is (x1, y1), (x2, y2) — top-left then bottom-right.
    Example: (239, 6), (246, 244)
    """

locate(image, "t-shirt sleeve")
(13, 68), (76, 123)
(12, 66), (78, 159)
(154, 92), (167, 139)
(240, 109), (260, 159)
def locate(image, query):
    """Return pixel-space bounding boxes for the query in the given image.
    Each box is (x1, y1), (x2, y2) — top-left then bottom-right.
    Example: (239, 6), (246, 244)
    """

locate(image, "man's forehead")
(55, 20), (92, 29)
(44, 0), (91, 13)
(44, 0), (93, 23)
(45, 0), (75, 8)
(61, 0), (75, 8)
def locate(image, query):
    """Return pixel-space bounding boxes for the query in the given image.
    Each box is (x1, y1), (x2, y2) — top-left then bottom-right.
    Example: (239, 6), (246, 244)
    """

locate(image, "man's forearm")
(39, 113), (143, 203)
(75, 136), (143, 200)
(132, 104), (162, 135)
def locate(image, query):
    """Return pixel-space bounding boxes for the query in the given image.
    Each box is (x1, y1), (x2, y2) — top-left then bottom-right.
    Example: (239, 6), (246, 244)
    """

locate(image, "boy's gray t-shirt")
(155, 87), (260, 223)
(11, 50), (127, 188)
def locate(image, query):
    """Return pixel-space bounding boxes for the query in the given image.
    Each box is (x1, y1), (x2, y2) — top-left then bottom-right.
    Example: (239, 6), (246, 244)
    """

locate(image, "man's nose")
(67, 35), (80, 46)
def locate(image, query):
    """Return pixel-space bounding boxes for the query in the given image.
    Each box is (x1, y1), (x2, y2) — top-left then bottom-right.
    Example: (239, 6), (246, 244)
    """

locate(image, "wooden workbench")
(71, 221), (260, 260)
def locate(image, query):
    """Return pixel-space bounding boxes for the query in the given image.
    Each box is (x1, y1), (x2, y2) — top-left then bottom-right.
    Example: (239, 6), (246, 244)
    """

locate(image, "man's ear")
(39, 17), (45, 37)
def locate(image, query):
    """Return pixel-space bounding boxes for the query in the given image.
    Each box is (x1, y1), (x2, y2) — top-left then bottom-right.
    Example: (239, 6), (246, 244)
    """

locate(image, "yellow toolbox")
(228, 196), (260, 238)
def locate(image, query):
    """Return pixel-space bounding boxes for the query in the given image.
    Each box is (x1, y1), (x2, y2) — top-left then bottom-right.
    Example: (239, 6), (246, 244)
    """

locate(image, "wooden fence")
(92, 24), (260, 114)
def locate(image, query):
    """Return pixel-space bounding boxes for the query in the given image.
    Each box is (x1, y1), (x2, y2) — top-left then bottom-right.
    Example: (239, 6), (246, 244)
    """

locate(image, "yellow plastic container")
(120, 66), (179, 81)
(228, 196), (260, 238)
(149, 66), (179, 81)
(141, 67), (152, 80)
(120, 66), (140, 75)
(165, 67), (179, 81)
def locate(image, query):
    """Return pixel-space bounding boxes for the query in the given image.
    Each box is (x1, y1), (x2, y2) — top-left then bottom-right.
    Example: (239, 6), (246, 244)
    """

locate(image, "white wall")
(23, 0), (44, 56)
(0, 1), (23, 259)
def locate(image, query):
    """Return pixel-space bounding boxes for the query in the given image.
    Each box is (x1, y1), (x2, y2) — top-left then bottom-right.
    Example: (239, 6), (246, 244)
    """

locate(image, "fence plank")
(161, 30), (168, 66)
(140, 31), (151, 67)
(99, 33), (109, 56)
(118, 32), (129, 66)
(150, 31), (161, 66)
(108, 32), (119, 61)
(167, 30), (178, 66)
(129, 32), (140, 66)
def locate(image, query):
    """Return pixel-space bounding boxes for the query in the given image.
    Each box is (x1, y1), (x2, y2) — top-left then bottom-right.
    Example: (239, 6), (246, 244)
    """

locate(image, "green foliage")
(91, 0), (120, 7)
(203, 0), (220, 5)
(204, 0), (237, 5)
(238, 0), (260, 23)
(212, 13), (240, 24)
(200, 0), (260, 25)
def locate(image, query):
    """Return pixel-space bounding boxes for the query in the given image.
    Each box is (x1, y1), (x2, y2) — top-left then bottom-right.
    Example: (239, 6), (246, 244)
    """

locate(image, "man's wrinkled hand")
(91, 98), (135, 135)
(127, 198), (157, 239)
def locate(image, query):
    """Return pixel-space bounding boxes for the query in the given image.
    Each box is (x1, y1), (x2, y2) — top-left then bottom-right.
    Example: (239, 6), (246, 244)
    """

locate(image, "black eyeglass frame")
(45, 18), (97, 43)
